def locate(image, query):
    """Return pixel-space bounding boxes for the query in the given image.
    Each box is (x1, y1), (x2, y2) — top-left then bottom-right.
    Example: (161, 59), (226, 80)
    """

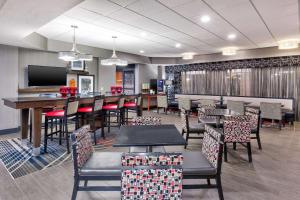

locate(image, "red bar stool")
(103, 96), (125, 132)
(44, 97), (79, 153)
(77, 95), (105, 144)
(124, 94), (143, 124)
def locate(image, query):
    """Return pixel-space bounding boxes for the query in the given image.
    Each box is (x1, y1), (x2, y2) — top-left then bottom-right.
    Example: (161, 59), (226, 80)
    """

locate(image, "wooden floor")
(1, 111), (300, 200)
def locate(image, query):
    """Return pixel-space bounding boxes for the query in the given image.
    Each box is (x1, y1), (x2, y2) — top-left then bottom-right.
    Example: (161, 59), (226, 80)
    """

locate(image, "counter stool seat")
(124, 102), (136, 108)
(45, 110), (64, 117)
(78, 107), (92, 113)
(103, 104), (118, 110)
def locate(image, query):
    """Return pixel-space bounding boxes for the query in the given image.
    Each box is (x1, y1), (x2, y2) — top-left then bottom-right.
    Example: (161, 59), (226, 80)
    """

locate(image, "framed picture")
(77, 75), (94, 94)
(71, 60), (85, 71)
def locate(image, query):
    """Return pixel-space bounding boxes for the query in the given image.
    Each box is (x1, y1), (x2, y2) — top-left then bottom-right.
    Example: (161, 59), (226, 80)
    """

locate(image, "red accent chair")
(103, 96), (125, 132)
(124, 94), (142, 124)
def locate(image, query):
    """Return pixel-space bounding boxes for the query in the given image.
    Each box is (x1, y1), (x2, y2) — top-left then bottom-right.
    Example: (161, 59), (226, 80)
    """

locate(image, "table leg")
(32, 107), (42, 156)
(146, 146), (153, 152)
(21, 108), (29, 146)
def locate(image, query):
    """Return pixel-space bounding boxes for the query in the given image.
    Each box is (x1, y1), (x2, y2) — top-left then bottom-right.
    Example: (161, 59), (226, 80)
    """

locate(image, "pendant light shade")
(58, 25), (93, 62)
(101, 36), (128, 66)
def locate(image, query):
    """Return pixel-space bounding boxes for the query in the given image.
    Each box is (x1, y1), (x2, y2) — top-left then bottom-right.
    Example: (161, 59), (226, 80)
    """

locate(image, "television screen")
(28, 65), (67, 86)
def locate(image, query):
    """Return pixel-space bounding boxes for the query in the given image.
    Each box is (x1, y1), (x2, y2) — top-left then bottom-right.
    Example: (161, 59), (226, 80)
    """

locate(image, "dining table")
(200, 109), (240, 127)
(2, 94), (136, 156)
(113, 124), (187, 152)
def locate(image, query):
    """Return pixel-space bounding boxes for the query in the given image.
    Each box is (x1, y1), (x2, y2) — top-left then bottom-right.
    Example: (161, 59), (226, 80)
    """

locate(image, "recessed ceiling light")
(182, 52), (195, 60)
(175, 43), (181, 48)
(140, 32), (147, 37)
(278, 39), (299, 50)
(139, 50), (145, 53)
(227, 34), (236, 40)
(201, 15), (210, 23)
(222, 47), (238, 56)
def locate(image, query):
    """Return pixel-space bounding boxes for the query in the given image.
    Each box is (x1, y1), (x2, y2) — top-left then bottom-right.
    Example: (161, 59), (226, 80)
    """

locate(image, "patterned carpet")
(0, 130), (117, 179)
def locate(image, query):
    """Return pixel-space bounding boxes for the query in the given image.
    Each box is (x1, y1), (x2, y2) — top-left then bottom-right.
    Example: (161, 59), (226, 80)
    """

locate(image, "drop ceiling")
(1, 0), (299, 57)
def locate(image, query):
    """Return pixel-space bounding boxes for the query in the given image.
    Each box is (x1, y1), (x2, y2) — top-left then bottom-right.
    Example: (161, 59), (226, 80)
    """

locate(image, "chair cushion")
(45, 110), (64, 117)
(80, 152), (122, 176)
(189, 123), (205, 132)
(78, 106), (92, 113)
(129, 146), (166, 153)
(182, 152), (217, 176)
(102, 104), (118, 110)
(124, 102), (137, 108)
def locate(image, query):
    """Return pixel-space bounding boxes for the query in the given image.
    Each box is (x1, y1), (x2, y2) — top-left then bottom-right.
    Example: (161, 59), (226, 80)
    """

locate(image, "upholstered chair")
(198, 106), (218, 125)
(178, 97), (192, 111)
(103, 96), (125, 132)
(245, 107), (262, 149)
(260, 102), (283, 129)
(121, 153), (183, 199)
(124, 94), (143, 124)
(157, 95), (169, 114)
(227, 100), (245, 114)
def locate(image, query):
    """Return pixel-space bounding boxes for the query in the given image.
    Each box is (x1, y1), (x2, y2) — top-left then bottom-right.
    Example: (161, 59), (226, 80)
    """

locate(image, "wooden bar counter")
(2, 94), (135, 156)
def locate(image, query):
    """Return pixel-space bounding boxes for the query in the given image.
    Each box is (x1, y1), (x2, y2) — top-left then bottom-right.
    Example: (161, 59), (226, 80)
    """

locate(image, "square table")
(113, 125), (187, 152)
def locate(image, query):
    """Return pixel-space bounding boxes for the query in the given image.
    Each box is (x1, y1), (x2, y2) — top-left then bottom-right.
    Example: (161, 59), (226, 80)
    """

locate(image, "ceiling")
(1, 0), (299, 57)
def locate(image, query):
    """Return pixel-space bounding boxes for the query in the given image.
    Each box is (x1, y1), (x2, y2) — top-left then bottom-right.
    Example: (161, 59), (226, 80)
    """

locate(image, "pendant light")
(58, 25), (93, 62)
(101, 36), (128, 66)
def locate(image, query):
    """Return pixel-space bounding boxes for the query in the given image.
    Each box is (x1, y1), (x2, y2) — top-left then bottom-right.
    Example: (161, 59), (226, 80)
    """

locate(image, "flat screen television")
(28, 65), (67, 86)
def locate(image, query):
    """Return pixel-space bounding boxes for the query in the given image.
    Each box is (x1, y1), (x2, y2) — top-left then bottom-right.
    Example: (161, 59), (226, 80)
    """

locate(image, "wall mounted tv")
(28, 65), (67, 86)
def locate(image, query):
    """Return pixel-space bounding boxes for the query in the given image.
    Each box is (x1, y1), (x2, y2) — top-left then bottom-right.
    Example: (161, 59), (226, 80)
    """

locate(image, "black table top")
(113, 125), (187, 147)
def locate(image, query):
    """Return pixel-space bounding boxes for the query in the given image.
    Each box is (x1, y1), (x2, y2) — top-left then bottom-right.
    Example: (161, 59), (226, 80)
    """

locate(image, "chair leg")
(185, 131), (189, 149)
(59, 119), (62, 145)
(207, 178), (211, 185)
(65, 119), (70, 154)
(108, 112), (111, 133)
(84, 180), (88, 187)
(247, 142), (252, 163)
(233, 142), (236, 150)
(101, 115), (105, 139)
(93, 118), (97, 145)
(29, 111), (32, 143)
(71, 179), (79, 200)
(44, 118), (48, 153)
(256, 132), (262, 150)
(216, 176), (224, 200)
(224, 143), (228, 162)
(157, 107), (159, 114)
(181, 129), (184, 136)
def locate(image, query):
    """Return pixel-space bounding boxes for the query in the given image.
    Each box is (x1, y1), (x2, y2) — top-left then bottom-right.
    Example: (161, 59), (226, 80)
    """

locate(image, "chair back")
(66, 97), (79, 116)
(121, 152), (183, 199)
(157, 95), (168, 108)
(198, 107), (217, 121)
(227, 100), (245, 115)
(198, 99), (216, 108)
(260, 102), (282, 120)
(130, 116), (161, 125)
(178, 98), (191, 110)
(180, 109), (189, 132)
(70, 125), (94, 175)
(202, 125), (224, 172)
(245, 107), (261, 131)
(223, 115), (251, 143)
(118, 96), (125, 109)
(93, 95), (104, 112)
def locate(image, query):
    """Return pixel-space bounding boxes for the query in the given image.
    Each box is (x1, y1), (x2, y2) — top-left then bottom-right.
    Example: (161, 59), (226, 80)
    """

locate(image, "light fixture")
(139, 50), (145, 53)
(201, 15), (210, 23)
(58, 25), (93, 62)
(182, 52), (195, 60)
(175, 43), (181, 48)
(227, 34), (236, 40)
(278, 39), (299, 50)
(101, 36), (128, 66)
(222, 47), (238, 56)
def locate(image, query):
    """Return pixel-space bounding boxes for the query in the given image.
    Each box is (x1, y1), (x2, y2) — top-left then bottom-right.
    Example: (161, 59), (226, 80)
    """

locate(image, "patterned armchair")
(157, 95), (169, 114)
(181, 109), (205, 149)
(70, 125), (121, 200)
(121, 153), (183, 200)
(260, 102), (283, 129)
(197, 106), (218, 125)
(245, 107), (262, 149)
(227, 100), (245, 115)
(223, 115), (252, 162)
(182, 125), (224, 200)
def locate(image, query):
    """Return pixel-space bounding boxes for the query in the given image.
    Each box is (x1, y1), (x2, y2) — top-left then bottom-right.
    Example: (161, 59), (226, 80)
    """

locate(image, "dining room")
(0, 0), (300, 200)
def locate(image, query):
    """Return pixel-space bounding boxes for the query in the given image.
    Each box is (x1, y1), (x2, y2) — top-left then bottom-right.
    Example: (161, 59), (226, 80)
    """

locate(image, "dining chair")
(260, 102), (283, 130)
(44, 96), (79, 153)
(245, 107), (262, 149)
(178, 97), (192, 111)
(227, 100), (245, 114)
(121, 152), (183, 199)
(197, 106), (218, 125)
(70, 125), (121, 200)
(157, 95), (169, 114)
(103, 96), (125, 132)
(77, 95), (105, 144)
(128, 116), (165, 153)
(198, 99), (216, 108)
(183, 124), (224, 200)
(223, 115), (252, 162)
(124, 94), (143, 124)
(181, 108), (205, 149)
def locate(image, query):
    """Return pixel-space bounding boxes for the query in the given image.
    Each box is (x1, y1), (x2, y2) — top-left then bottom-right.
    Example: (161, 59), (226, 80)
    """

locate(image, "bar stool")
(103, 96), (125, 132)
(124, 94), (142, 124)
(44, 97), (79, 153)
(77, 95), (105, 144)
